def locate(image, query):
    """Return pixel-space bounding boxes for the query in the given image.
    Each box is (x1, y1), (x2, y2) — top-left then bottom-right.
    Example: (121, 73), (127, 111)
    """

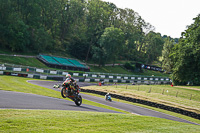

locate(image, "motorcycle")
(61, 79), (82, 106)
(105, 94), (112, 102)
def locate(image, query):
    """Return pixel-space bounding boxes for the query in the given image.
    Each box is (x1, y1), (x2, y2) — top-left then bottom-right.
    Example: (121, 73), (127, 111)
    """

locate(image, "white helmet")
(66, 74), (71, 78)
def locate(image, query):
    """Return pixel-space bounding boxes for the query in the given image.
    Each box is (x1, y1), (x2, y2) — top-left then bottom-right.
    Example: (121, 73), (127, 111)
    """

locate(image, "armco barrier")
(1, 63), (170, 84)
(81, 88), (200, 120)
(1, 70), (170, 84)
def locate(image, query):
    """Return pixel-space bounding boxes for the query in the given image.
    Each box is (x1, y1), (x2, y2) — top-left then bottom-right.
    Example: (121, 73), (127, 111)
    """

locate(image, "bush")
(124, 62), (135, 71)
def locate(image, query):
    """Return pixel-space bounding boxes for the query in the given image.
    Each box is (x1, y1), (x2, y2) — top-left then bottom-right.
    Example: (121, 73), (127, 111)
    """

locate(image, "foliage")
(98, 26), (125, 65)
(0, 0), (166, 65)
(162, 38), (175, 73)
(124, 62), (135, 71)
(169, 14), (200, 85)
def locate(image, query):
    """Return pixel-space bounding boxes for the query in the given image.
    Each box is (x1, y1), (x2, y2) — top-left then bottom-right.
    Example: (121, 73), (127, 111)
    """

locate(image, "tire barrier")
(81, 88), (200, 120)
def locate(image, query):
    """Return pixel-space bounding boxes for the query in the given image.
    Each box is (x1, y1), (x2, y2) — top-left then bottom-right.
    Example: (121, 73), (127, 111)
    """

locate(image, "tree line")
(0, 0), (167, 65)
(1, 0), (198, 85)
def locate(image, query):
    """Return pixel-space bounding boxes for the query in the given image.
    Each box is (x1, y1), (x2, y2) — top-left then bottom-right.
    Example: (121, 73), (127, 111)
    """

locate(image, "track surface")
(0, 80), (198, 125)
(0, 90), (119, 113)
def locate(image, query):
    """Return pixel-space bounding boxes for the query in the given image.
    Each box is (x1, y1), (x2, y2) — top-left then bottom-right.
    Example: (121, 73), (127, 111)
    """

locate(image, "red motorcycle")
(61, 79), (82, 106)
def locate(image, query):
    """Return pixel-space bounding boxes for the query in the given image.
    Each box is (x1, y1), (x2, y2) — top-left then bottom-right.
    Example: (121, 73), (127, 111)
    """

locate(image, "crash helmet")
(66, 74), (71, 78)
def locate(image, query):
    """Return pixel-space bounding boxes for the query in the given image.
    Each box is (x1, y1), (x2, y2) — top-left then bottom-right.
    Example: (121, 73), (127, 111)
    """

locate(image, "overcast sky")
(102, 0), (200, 38)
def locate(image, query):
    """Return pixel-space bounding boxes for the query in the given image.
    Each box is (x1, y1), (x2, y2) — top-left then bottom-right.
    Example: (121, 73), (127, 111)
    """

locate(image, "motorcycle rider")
(63, 74), (76, 95)
(105, 93), (111, 100)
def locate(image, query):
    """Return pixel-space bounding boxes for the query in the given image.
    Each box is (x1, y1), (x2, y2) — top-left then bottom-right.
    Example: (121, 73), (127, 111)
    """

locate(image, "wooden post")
(162, 89), (165, 95)
(148, 87), (151, 93)
(190, 94), (192, 100)
(176, 91), (179, 97)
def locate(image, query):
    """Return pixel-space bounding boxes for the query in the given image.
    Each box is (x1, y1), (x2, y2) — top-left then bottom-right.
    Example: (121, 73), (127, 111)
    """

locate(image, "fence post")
(126, 85), (127, 89)
(176, 91), (179, 97)
(162, 89), (165, 95)
(148, 87), (151, 93)
(190, 94), (192, 100)
(138, 86), (139, 91)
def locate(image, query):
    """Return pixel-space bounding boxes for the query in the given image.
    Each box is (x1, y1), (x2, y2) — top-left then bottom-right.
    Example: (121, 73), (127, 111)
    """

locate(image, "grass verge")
(1, 109), (200, 133)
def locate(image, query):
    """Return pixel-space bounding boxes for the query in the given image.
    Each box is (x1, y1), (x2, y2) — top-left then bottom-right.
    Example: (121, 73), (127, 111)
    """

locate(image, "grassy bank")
(82, 85), (200, 114)
(0, 54), (169, 77)
(1, 109), (200, 133)
(0, 55), (48, 68)
(90, 65), (169, 77)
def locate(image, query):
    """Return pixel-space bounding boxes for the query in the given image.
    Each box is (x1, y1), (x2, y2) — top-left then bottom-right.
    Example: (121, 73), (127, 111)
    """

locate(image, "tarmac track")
(0, 90), (120, 113)
(0, 80), (198, 125)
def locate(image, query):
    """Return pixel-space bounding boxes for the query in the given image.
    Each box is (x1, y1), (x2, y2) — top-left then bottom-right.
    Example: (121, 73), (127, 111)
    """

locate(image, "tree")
(171, 14), (200, 85)
(143, 32), (164, 64)
(98, 26), (125, 65)
(85, 0), (115, 62)
(91, 46), (107, 66)
(162, 38), (175, 73)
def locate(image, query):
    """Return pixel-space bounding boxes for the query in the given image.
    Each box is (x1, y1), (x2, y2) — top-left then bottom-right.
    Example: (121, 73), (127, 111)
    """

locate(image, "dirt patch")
(175, 86), (200, 91)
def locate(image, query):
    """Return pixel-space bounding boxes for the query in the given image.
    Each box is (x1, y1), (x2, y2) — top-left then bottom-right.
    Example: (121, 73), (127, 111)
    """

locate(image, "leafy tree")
(85, 0), (115, 62)
(143, 32), (164, 64)
(91, 46), (107, 66)
(115, 8), (154, 62)
(171, 14), (200, 85)
(162, 38), (175, 73)
(98, 26), (125, 65)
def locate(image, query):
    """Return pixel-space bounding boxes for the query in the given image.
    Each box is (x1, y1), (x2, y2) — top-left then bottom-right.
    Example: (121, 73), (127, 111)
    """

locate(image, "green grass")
(90, 65), (169, 77)
(90, 65), (131, 74)
(82, 85), (200, 114)
(1, 109), (200, 133)
(0, 55), (48, 68)
(0, 75), (127, 113)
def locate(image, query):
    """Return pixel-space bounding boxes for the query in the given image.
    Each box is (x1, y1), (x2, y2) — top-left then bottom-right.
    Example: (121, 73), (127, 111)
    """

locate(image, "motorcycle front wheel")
(75, 95), (82, 106)
(61, 87), (67, 98)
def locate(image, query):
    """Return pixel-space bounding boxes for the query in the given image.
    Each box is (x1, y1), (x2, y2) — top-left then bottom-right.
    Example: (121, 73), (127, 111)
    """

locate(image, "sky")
(102, 0), (200, 38)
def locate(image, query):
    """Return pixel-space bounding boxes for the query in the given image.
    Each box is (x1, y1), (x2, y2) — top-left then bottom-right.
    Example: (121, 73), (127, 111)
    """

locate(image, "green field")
(1, 109), (200, 133)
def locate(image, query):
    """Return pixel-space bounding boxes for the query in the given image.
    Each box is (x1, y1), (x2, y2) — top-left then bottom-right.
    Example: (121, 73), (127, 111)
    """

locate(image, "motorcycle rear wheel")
(75, 95), (82, 106)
